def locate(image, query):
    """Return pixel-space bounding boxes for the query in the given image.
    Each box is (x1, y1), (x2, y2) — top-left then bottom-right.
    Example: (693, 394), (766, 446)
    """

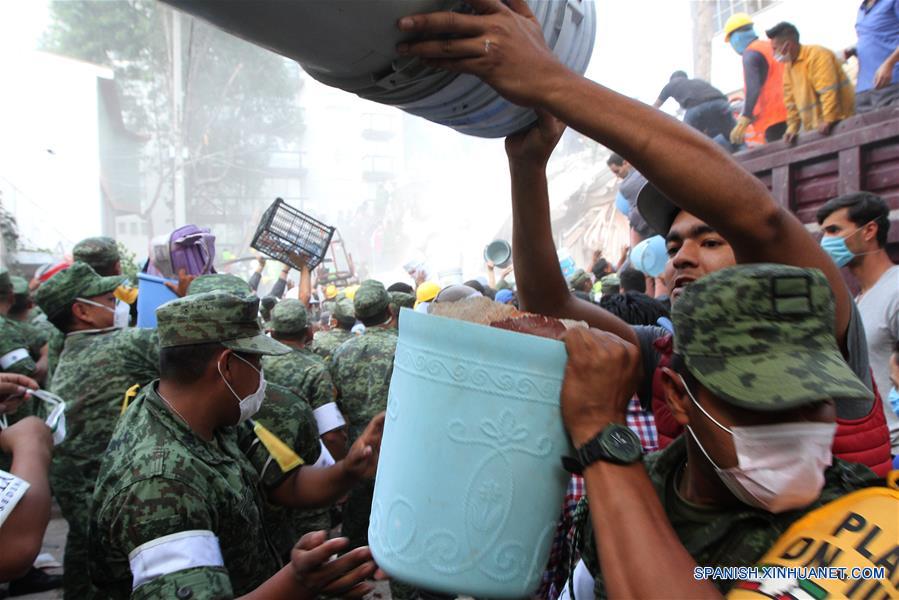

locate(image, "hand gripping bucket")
(369, 309), (571, 597)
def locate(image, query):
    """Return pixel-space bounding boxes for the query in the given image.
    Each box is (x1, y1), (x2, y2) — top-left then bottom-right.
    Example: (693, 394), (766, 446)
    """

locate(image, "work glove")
(729, 115), (752, 145)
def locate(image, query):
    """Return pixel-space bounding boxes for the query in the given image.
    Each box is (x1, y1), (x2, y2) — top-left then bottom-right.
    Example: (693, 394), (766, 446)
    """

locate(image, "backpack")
(145, 225), (216, 278)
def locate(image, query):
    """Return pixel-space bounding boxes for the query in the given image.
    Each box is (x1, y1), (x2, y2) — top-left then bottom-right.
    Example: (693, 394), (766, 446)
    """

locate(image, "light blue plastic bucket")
(369, 309), (571, 598)
(136, 272), (178, 328)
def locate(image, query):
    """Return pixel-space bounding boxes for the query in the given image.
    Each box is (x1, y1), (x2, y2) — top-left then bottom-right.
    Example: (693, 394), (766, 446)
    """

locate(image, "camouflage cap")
(333, 298), (355, 321)
(353, 279), (389, 320)
(188, 273), (252, 297)
(389, 291), (415, 312)
(0, 269), (11, 294)
(156, 291), (289, 355)
(673, 263), (872, 411)
(269, 298), (308, 334)
(601, 273), (620, 294)
(34, 262), (125, 319)
(10, 276), (28, 296)
(568, 269), (591, 290)
(72, 236), (120, 268)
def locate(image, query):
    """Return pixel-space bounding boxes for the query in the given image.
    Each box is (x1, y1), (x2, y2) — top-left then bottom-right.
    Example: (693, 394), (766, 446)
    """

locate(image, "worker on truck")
(723, 13), (789, 146)
(766, 22), (855, 144)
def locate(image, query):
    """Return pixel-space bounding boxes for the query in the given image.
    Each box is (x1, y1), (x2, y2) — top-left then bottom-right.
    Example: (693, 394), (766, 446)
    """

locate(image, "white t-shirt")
(857, 264), (899, 452)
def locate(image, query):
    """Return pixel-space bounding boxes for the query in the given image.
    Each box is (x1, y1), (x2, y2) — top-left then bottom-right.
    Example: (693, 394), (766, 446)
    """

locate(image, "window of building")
(713, 0), (778, 33)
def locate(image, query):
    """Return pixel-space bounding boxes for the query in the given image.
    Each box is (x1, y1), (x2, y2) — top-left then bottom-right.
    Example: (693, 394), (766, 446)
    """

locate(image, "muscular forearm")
(0, 446), (52, 580)
(509, 159), (637, 344)
(584, 461), (721, 599)
(534, 71), (852, 345)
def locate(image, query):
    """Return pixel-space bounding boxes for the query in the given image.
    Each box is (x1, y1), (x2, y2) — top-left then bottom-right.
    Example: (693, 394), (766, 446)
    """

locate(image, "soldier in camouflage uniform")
(35, 262), (159, 599)
(330, 280), (398, 555)
(389, 290), (415, 314)
(187, 275), (335, 556)
(0, 269), (48, 385)
(73, 236), (121, 276)
(563, 265), (880, 598)
(89, 292), (383, 598)
(310, 297), (356, 362)
(264, 299), (346, 458)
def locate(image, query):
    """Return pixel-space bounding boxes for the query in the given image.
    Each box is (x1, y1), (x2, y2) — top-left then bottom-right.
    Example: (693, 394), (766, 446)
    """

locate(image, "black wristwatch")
(562, 423), (643, 474)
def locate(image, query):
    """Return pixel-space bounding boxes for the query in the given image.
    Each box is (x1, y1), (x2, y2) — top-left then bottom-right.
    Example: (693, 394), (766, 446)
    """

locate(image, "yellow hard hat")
(723, 12), (753, 42)
(325, 284), (338, 299)
(344, 284), (360, 300)
(414, 281), (441, 308)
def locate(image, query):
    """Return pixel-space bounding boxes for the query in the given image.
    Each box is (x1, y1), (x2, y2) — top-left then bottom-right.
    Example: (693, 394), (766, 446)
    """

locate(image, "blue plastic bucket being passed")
(136, 272), (178, 328)
(369, 309), (571, 598)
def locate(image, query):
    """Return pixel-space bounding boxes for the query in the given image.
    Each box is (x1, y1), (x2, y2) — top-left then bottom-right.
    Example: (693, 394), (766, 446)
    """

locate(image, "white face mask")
(218, 352), (266, 424)
(75, 297), (129, 329)
(680, 375), (836, 513)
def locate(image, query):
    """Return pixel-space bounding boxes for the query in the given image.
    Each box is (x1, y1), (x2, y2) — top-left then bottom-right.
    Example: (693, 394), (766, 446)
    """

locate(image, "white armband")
(313, 402), (345, 435)
(0, 469), (30, 528)
(129, 530), (224, 589)
(312, 440), (336, 469)
(0, 348), (30, 370)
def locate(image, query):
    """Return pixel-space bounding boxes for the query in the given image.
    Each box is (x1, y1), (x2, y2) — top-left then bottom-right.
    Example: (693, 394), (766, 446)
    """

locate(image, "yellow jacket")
(783, 44), (855, 133)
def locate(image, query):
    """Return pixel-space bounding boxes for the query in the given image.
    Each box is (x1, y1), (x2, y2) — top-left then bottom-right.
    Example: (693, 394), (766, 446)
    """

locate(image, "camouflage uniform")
(237, 382), (326, 559)
(36, 262), (156, 600)
(330, 280), (398, 550)
(310, 297), (356, 362)
(89, 292), (290, 599)
(569, 265), (880, 597)
(0, 270), (40, 379)
(186, 280), (332, 558)
(263, 299), (338, 412)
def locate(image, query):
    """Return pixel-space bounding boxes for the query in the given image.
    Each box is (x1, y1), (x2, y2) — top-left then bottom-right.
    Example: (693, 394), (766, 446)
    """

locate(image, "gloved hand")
(729, 115), (752, 145)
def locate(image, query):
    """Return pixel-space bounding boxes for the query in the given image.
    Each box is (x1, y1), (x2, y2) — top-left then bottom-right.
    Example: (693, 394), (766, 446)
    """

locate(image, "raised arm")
(506, 113), (636, 345)
(398, 0), (853, 349)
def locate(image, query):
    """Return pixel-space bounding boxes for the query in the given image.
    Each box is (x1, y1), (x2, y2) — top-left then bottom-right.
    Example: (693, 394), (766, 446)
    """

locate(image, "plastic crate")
(251, 198), (335, 270)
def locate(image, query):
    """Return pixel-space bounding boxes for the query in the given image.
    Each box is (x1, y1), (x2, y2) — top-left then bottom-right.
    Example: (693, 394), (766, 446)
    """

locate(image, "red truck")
(736, 106), (899, 265)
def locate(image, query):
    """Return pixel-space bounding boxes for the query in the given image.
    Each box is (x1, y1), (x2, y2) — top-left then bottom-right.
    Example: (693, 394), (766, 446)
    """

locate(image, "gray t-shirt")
(633, 301), (874, 420)
(618, 169), (654, 238)
(857, 264), (899, 451)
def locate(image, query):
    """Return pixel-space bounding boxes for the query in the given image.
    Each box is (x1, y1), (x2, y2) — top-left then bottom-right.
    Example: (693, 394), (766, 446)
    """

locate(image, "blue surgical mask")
(729, 29), (758, 55)
(820, 235), (855, 267)
(889, 387), (899, 418)
(820, 222), (874, 268)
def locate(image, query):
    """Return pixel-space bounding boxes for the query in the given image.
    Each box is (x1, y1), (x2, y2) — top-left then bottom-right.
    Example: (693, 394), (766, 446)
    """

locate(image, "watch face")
(601, 424), (642, 463)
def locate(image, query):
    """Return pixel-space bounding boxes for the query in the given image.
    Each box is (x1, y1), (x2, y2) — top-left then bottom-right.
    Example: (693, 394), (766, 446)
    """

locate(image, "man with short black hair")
(766, 21), (855, 142)
(654, 71), (734, 144)
(817, 191), (899, 451)
(618, 267), (647, 294)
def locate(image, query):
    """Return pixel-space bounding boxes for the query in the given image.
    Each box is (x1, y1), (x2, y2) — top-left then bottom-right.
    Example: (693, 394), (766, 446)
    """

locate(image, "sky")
(0, 0), (694, 270)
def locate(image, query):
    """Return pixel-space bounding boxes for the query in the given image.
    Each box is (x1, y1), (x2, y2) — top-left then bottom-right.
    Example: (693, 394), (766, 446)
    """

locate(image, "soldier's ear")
(660, 367), (691, 427)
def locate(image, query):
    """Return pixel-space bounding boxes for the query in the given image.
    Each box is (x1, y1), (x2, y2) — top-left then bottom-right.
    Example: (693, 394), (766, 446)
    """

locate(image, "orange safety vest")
(745, 39), (788, 144)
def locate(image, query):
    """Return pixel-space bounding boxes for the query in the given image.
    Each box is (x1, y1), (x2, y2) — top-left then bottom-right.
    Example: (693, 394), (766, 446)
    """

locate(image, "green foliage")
(42, 0), (302, 226)
(116, 241), (140, 285)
